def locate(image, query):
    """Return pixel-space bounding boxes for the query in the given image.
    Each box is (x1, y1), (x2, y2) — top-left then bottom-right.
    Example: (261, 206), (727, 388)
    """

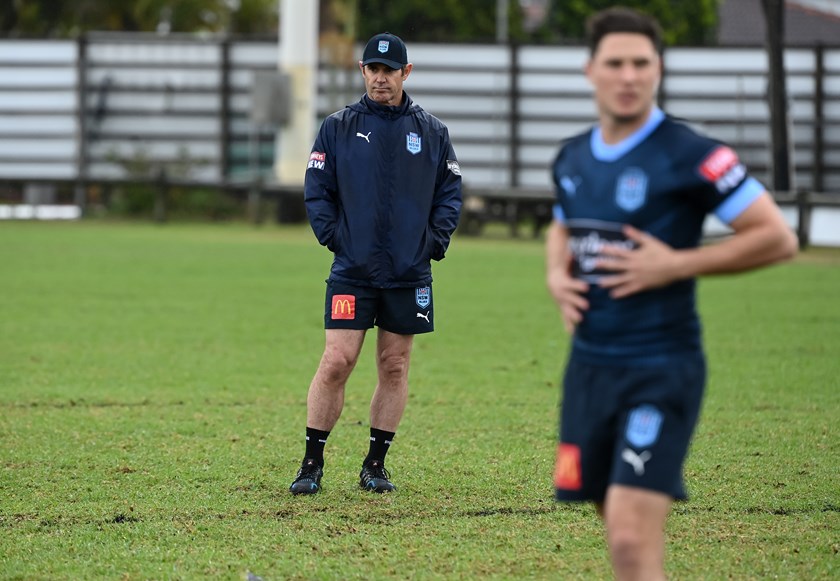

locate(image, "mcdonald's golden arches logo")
(331, 294), (356, 320)
(554, 443), (582, 490)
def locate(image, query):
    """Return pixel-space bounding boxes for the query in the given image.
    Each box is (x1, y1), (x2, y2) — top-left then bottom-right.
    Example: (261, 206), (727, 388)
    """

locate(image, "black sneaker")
(289, 458), (323, 495)
(359, 460), (396, 493)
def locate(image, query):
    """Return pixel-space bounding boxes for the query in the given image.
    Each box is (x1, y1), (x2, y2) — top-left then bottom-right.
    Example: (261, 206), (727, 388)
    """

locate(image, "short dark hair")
(586, 7), (663, 56)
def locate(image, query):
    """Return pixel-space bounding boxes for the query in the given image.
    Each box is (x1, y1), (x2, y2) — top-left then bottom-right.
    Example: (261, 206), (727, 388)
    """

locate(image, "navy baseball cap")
(361, 32), (408, 70)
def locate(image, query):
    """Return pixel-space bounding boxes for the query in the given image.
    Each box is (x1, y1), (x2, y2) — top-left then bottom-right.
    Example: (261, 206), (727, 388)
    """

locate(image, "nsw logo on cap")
(363, 33), (407, 68)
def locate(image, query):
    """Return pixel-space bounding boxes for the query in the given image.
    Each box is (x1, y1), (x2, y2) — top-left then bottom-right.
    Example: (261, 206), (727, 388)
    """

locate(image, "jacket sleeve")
(429, 126), (463, 261)
(304, 117), (340, 251)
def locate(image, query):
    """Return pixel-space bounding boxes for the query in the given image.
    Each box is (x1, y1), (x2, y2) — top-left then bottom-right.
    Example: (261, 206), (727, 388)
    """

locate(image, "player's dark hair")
(586, 7), (663, 56)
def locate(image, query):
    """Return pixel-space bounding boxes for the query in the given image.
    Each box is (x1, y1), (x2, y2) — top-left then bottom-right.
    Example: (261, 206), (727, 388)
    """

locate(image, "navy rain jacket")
(304, 93), (462, 288)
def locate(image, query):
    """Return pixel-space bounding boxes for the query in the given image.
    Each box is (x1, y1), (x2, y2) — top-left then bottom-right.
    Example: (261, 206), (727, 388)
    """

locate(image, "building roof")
(718, 0), (840, 46)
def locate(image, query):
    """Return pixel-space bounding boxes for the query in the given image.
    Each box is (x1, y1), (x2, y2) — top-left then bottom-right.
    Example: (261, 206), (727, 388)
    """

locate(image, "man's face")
(586, 33), (661, 124)
(360, 62), (412, 106)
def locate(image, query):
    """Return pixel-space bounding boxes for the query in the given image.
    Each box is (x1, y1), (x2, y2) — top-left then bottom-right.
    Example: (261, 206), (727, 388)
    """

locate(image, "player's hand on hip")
(547, 265), (590, 333)
(597, 225), (680, 299)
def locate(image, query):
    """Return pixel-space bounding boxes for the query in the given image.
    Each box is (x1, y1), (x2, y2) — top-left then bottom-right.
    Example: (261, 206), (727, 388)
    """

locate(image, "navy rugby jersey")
(551, 107), (765, 364)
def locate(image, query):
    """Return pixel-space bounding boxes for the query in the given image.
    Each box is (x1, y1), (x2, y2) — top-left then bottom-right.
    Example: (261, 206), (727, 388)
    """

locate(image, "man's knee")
(319, 345), (360, 382)
(607, 526), (647, 570)
(377, 351), (409, 381)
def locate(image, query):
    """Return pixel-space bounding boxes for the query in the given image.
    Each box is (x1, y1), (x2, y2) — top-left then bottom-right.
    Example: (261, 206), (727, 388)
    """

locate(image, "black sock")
(364, 428), (396, 465)
(304, 427), (330, 467)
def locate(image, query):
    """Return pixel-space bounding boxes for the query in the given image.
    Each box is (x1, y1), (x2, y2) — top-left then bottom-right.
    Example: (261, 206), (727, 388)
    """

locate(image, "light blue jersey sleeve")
(714, 177), (765, 224)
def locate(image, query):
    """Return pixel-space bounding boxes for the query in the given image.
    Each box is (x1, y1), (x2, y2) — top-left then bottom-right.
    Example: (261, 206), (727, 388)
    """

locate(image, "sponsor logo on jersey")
(625, 405), (663, 448)
(415, 286), (431, 308)
(406, 132), (422, 155)
(331, 294), (356, 320)
(446, 160), (461, 176)
(307, 151), (326, 170)
(378, 40), (389, 53)
(699, 146), (746, 193)
(567, 219), (636, 282)
(555, 443), (582, 490)
(615, 167), (648, 212)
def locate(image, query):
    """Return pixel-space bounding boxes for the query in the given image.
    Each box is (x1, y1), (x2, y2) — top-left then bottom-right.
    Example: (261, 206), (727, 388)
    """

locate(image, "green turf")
(0, 222), (837, 580)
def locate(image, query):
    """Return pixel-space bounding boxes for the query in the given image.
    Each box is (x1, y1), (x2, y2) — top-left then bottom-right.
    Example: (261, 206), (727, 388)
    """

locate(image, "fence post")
(814, 44), (825, 193)
(74, 35), (89, 215)
(796, 189), (810, 250)
(762, 0), (793, 192)
(509, 42), (521, 189)
(219, 37), (231, 183)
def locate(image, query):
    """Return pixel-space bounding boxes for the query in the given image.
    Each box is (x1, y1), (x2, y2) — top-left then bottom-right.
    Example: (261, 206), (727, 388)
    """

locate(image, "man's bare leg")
(602, 485), (672, 581)
(307, 328), (366, 430)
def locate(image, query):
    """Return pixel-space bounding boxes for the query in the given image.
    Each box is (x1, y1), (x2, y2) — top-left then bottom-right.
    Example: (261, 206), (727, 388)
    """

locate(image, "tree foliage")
(2, 0), (718, 46)
(354, 0), (504, 43)
(355, 0), (718, 46)
(541, 0), (719, 46)
(1, 0), (278, 37)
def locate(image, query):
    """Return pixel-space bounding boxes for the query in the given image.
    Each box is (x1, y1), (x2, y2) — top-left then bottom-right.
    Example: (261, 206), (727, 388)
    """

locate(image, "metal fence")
(0, 36), (268, 186)
(1, 34), (839, 232)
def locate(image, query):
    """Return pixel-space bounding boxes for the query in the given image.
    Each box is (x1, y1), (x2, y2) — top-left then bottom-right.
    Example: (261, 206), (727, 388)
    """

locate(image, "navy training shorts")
(324, 280), (434, 335)
(554, 352), (706, 502)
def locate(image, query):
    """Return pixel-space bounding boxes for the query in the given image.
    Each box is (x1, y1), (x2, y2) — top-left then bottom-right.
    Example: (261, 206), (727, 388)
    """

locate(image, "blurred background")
(0, 0), (838, 244)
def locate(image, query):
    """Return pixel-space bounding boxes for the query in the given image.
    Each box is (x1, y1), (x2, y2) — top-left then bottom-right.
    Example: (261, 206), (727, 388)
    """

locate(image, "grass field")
(0, 221), (837, 580)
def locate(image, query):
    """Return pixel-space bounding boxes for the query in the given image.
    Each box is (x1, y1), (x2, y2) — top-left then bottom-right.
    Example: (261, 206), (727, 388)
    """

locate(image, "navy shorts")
(554, 352), (705, 502)
(324, 280), (434, 335)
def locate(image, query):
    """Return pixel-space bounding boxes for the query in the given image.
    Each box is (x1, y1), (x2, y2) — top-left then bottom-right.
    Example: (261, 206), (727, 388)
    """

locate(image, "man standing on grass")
(291, 32), (462, 494)
(546, 7), (797, 580)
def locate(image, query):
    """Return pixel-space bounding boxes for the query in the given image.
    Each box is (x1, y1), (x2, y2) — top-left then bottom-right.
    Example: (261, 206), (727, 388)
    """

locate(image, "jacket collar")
(353, 92), (414, 119)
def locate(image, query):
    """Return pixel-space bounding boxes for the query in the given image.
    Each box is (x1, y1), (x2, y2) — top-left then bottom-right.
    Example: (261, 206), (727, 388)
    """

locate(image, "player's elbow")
(774, 226), (799, 263)
(757, 226), (798, 268)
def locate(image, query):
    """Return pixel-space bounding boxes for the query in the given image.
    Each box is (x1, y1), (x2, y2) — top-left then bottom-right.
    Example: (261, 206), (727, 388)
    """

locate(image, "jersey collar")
(590, 106), (665, 162)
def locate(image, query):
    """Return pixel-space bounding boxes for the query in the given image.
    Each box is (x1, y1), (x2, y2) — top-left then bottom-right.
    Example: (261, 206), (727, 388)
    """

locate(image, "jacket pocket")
(397, 225), (432, 281)
(329, 216), (346, 253)
(414, 225), (433, 263)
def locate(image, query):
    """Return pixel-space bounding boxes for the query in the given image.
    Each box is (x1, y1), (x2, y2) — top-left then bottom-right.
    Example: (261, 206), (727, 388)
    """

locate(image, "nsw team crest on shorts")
(406, 132), (422, 155)
(615, 167), (648, 212)
(625, 405), (663, 448)
(415, 286), (430, 308)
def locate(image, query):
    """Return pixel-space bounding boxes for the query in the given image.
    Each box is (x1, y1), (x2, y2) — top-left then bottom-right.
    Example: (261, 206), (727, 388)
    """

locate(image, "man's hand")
(547, 256), (590, 333)
(597, 225), (683, 299)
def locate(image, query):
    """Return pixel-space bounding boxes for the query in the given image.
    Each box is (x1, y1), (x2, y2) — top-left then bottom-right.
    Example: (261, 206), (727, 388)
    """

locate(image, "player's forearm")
(545, 221), (570, 276)
(673, 219), (797, 278)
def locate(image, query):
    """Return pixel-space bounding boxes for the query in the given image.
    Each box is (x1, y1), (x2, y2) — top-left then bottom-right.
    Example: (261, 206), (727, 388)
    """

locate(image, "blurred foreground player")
(546, 7), (797, 580)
